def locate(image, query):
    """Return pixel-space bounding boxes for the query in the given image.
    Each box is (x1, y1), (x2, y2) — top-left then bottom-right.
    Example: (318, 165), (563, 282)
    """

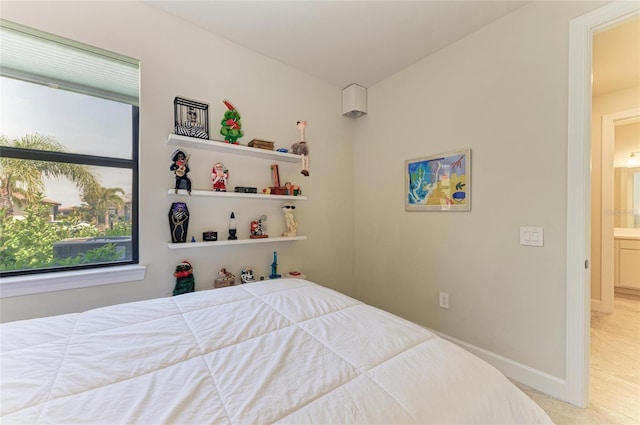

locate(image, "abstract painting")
(405, 149), (471, 211)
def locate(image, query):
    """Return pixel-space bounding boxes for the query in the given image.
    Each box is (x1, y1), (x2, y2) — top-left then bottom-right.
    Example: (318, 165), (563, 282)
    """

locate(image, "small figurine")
(170, 149), (191, 194)
(173, 261), (195, 296)
(214, 267), (236, 288)
(219, 268), (235, 280)
(202, 231), (217, 241)
(211, 162), (229, 192)
(228, 212), (237, 240)
(281, 203), (299, 237)
(270, 251), (281, 279)
(291, 121), (309, 176)
(250, 214), (268, 238)
(220, 99), (243, 144)
(168, 202), (189, 243)
(241, 267), (256, 284)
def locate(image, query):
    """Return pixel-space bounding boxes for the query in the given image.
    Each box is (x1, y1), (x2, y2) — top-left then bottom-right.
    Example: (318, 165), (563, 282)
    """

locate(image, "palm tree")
(81, 186), (125, 229)
(1, 133), (100, 216)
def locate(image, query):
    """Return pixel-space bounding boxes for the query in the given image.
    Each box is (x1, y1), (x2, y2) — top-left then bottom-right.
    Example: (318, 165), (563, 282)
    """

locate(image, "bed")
(1, 278), (552, 424)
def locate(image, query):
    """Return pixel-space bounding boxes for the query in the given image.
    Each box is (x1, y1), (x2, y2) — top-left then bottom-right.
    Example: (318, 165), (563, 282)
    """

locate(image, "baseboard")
(431, 330), (568, 402)
(591, 298), (602, 312)
(615, 287), (640, 297)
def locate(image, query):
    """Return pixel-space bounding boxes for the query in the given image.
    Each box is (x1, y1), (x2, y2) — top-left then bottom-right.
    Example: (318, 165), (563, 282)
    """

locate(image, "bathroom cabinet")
(614, 237), (640, 291)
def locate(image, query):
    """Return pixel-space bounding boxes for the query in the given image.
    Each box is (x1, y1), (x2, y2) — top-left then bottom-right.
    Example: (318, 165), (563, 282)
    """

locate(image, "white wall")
(0, 1), (355, 321)
(353, 1), (605, 381)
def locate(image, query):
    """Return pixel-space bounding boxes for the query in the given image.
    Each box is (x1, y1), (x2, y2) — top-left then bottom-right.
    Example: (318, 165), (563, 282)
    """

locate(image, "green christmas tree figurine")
(220, 99), (243, 144)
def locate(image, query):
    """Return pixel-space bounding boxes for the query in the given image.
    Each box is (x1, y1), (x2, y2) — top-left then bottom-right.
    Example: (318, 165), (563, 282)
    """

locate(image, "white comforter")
(1, 279), (552, 424)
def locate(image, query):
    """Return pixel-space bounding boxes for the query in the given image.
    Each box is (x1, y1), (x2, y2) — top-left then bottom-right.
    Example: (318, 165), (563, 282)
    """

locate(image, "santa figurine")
(211, 162), (228, 191)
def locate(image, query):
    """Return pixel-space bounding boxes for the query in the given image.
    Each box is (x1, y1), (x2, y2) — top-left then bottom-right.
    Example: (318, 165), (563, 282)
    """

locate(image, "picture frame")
(405, 148), (471, 211)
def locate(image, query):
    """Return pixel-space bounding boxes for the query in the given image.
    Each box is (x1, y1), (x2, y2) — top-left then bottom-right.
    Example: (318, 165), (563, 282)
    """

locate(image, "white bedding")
(1, 279), (552, 424)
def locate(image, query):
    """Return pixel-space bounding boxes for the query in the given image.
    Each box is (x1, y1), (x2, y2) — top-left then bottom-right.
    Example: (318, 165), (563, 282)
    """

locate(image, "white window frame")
(0, 265), (147, 298)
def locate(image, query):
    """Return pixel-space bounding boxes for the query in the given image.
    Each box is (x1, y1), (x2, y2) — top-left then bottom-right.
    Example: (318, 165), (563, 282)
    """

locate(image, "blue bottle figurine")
(269, 251), (281, 279)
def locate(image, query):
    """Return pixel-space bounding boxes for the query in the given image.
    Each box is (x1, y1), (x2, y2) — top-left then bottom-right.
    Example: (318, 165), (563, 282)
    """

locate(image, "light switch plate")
(520, 226), (543, 246)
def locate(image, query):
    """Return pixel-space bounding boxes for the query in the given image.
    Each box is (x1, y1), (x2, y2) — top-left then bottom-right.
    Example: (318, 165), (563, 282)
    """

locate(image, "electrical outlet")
(439, 292), (450, 309)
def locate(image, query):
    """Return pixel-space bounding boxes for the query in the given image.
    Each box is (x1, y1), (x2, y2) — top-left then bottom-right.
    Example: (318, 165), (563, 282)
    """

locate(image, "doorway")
(599, 110), (640, 314)
(567, 1), (640, 409)
(591, 21), (640, 421)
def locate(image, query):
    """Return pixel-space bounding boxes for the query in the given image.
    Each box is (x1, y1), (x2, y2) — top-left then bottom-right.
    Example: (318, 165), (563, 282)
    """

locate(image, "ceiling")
(146, 2), (639, 93)
(145, 1), (528, 88)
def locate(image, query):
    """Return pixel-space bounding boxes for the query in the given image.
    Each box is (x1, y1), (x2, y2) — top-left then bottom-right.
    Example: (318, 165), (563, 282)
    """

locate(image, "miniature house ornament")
(291, 121), (309, 176)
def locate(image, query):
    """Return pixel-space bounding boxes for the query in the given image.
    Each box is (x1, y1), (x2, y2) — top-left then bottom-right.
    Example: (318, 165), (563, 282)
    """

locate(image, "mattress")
(1, 278), (553, 424)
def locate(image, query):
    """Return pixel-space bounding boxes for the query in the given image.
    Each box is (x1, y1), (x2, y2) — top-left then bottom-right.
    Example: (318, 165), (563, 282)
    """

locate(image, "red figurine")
(211, 162), (228, 191)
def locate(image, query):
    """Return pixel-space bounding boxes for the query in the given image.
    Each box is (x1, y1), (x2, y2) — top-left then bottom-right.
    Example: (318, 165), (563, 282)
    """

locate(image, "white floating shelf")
(168, 236), (307, 249)
(168, 134), (300, 163)
(168, 189), (306, 200)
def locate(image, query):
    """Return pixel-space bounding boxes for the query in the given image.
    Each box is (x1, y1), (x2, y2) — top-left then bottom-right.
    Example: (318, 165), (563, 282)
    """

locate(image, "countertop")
(614, 228), (640, 240)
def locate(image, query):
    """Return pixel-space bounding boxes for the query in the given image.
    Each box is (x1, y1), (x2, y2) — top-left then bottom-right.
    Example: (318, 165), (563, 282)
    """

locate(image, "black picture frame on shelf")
(174, 97), (209, 139)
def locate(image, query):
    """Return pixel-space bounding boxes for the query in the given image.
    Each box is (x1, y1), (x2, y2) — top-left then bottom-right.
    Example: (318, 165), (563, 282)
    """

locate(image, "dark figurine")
(170, 149), (191, 194)
(168, 202), (189, 243)
(173, 261), (195, 296)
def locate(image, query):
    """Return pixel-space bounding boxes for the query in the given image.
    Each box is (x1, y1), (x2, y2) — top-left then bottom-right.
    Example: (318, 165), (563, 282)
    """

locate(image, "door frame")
(566, 1), (639, 408)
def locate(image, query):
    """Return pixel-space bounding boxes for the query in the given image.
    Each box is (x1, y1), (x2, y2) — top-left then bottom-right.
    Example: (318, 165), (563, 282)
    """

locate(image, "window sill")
(0, 265), (147, 298)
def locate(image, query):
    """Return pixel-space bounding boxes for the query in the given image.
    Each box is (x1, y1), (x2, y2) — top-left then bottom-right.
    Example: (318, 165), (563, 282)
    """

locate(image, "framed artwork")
(405, 148), (471, 211)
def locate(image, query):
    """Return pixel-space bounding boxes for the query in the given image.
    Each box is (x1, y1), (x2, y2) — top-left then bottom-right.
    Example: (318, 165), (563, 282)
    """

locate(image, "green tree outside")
(1, 133), (132, 272)
(81, 186), (126, 228)
(0, 205), (126, 271)
(1, 133), (99, 215)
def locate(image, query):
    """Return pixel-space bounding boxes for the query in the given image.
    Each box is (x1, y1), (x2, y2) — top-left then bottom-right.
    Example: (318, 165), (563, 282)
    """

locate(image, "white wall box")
(342, 84), (367, 118)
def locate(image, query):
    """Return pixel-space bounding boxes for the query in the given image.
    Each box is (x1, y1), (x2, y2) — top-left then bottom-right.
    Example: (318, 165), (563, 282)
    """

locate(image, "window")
(0, 20), (140, 280)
